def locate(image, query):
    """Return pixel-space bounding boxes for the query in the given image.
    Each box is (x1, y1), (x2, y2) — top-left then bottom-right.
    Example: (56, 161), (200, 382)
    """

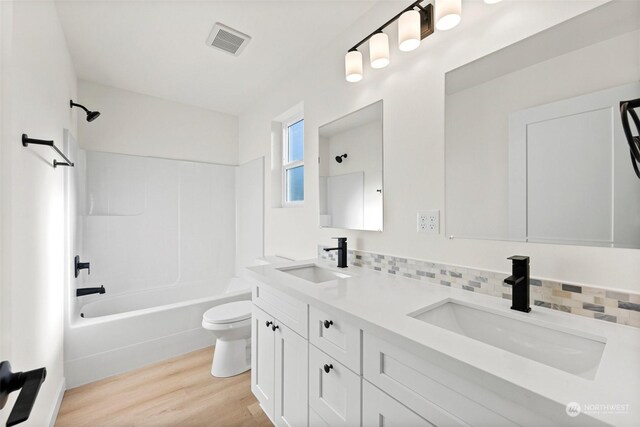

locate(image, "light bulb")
(398, 10), (421, 52)
(345, 50), (363, 83)
(369, 32), (389, 69)
(484, 0), (502, 3)
(435, 0), (462, 31)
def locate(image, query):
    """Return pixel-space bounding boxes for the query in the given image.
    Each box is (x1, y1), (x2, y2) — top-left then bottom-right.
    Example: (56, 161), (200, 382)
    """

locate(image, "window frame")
(282, 114), (305, 207)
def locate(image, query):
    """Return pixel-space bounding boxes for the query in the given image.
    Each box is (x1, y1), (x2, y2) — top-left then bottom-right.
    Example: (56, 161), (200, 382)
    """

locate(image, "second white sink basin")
(277, 263), (351, 284)
(410, 300), (606, 379)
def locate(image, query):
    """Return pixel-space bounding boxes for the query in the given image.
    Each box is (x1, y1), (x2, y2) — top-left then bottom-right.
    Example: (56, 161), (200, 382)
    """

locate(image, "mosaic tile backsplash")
(318, 245), (640, 328)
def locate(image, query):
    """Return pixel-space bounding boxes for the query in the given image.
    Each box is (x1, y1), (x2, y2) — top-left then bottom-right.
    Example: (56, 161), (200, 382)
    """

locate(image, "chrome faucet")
(324, 237), (348, 268)
(504, 256), (531, 313)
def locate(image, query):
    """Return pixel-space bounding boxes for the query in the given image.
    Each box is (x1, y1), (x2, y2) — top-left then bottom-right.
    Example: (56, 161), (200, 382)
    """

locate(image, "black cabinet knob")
(323, 364), (333, 373)
(323, 320), (334, 329)
(265, 321), (273, 328)
(271, 324), (279, 331)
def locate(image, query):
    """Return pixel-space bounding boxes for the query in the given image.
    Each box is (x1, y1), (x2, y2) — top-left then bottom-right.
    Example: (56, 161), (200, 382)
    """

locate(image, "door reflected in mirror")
(319, 100), (383, 231)
(444, 1), (640, 248)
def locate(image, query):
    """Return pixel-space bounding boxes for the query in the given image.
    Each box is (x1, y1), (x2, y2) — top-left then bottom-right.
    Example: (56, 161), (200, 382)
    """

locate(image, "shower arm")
(70, 100), (90, 114)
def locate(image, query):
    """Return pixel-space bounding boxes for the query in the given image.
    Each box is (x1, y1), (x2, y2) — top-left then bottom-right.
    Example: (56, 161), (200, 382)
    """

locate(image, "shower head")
(70, 100), (101, 122)
(86, 110), (101, 122)
(335, 154), (347, 163)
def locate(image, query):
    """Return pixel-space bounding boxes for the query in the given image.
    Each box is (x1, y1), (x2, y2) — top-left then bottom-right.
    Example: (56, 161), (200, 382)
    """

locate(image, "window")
(283, 116), (304, 205)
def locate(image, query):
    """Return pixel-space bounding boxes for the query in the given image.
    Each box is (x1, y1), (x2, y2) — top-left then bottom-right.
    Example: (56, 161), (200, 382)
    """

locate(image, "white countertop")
(247, 258), (640, 426)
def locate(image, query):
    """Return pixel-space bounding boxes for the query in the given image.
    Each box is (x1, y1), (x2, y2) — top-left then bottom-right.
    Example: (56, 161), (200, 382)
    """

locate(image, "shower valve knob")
(74, 256), (91, 278)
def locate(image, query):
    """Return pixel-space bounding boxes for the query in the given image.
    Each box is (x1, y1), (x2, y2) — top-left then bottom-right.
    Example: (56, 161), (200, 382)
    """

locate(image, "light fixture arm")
(348, 0), (433, 52)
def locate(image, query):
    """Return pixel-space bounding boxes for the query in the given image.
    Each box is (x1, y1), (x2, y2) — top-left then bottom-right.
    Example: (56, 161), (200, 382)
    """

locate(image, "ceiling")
(56, 1), (377, 115)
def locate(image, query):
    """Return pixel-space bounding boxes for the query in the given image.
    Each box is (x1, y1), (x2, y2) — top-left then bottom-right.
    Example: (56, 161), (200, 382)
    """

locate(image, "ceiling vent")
(206, 23), (251, 56)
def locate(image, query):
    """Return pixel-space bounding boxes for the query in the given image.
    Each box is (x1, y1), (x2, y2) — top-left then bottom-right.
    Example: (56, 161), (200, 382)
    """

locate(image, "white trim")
(47, 377), (66, 427)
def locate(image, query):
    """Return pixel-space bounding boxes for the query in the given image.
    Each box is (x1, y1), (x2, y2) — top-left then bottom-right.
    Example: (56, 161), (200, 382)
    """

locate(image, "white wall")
(77, 80), (238, 164)
(0, 1), (77, 425)
(238, 0), (640, 293)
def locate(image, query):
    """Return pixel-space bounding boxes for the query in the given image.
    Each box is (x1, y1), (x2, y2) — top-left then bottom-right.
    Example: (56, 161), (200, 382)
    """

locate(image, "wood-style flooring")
(55, 347), (272, 427)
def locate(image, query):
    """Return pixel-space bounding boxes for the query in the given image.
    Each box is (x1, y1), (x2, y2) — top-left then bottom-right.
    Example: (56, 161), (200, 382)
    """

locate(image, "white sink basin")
(277, 263), (351, 284)
(410, 300), (606, 379)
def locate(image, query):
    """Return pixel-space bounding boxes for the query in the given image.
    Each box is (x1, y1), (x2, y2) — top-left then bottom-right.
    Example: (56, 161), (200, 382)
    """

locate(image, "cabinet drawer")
(253, 281), (308, 338)
(309, 305), (361, 373)
(363, 333), (516, 427)
(363, 380), (434, 427)
(309, 344), (361, 427)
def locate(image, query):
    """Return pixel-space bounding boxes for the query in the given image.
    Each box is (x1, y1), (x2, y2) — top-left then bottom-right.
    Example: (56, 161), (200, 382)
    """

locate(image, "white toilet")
(202, 299), (253, 377)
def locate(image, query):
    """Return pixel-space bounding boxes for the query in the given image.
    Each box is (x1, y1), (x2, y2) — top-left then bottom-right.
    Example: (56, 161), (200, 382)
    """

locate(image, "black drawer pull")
(323, 364), (333, 373)
(323, 320), (334, 329)
(265, 321), (273, 328)
(271, 324), (279, 331)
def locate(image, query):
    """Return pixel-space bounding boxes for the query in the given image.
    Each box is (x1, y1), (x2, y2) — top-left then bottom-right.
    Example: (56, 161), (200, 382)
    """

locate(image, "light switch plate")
(417, 210), (439, 234)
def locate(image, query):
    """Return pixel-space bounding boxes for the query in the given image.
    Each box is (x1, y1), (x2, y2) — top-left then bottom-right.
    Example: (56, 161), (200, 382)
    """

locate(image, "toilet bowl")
(202, 300), (252, 377)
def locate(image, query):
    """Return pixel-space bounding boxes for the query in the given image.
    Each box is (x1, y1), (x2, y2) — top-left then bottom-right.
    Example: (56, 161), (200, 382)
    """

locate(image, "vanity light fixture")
(435, 0), (462, 31)
(345, 50), (364, 82)
(398, 9), (422, 52)
(370, 32), (390, 69)
(484, 0), (502, 4)
(344, 0), (434, 82)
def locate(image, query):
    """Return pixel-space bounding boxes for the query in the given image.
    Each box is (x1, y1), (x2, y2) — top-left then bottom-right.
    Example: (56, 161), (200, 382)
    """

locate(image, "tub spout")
(76, 286), (105, 297)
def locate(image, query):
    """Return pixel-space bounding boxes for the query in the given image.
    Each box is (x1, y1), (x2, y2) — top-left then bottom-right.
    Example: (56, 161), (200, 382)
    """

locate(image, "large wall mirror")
(319, 100), (383, 231)
(445, 1), (640, 249)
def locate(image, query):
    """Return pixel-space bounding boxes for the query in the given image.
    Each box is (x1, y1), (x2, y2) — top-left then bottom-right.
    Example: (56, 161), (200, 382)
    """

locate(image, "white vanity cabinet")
(251, 278), (545, 427)
(252, 283), (309, 427)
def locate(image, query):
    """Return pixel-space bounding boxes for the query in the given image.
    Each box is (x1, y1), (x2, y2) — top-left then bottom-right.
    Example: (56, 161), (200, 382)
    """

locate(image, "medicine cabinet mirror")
(319, 100), (383, 231)
(445, 2), (640, 248)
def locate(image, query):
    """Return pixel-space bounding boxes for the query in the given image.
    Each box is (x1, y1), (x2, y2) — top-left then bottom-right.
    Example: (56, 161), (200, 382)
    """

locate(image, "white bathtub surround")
(78, 151), (237, 297)
(236, 158), (265, 278)
(248, 259), (640, 426)
(65, 278), (251, 388)
(319, 246), (640, 328)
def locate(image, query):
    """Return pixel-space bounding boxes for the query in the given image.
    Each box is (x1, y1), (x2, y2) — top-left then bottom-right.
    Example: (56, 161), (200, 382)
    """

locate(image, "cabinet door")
(362, 380), (434, 427)
(252, 305), (275, 422)
(309, 344), (361, 427)
(274, 322), (308, 427)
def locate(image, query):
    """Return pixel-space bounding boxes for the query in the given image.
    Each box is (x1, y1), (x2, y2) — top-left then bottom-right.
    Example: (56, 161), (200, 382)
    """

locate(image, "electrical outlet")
(417, 210), (439, 234)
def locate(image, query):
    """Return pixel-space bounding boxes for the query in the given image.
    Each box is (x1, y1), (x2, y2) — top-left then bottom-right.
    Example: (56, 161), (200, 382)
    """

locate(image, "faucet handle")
(508, 255), (529, 264)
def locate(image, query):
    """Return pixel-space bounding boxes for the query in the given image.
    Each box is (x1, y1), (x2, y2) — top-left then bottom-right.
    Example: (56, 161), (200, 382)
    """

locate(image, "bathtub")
(64, 277), (251, 388)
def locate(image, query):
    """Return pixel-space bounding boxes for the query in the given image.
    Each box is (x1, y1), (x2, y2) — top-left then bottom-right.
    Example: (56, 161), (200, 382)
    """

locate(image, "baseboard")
(48, 377), (66, 427)
(65, 328), (211, 389)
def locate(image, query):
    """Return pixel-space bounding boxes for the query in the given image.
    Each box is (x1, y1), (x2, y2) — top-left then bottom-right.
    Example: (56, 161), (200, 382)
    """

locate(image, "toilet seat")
(203, 301), (252, 324)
